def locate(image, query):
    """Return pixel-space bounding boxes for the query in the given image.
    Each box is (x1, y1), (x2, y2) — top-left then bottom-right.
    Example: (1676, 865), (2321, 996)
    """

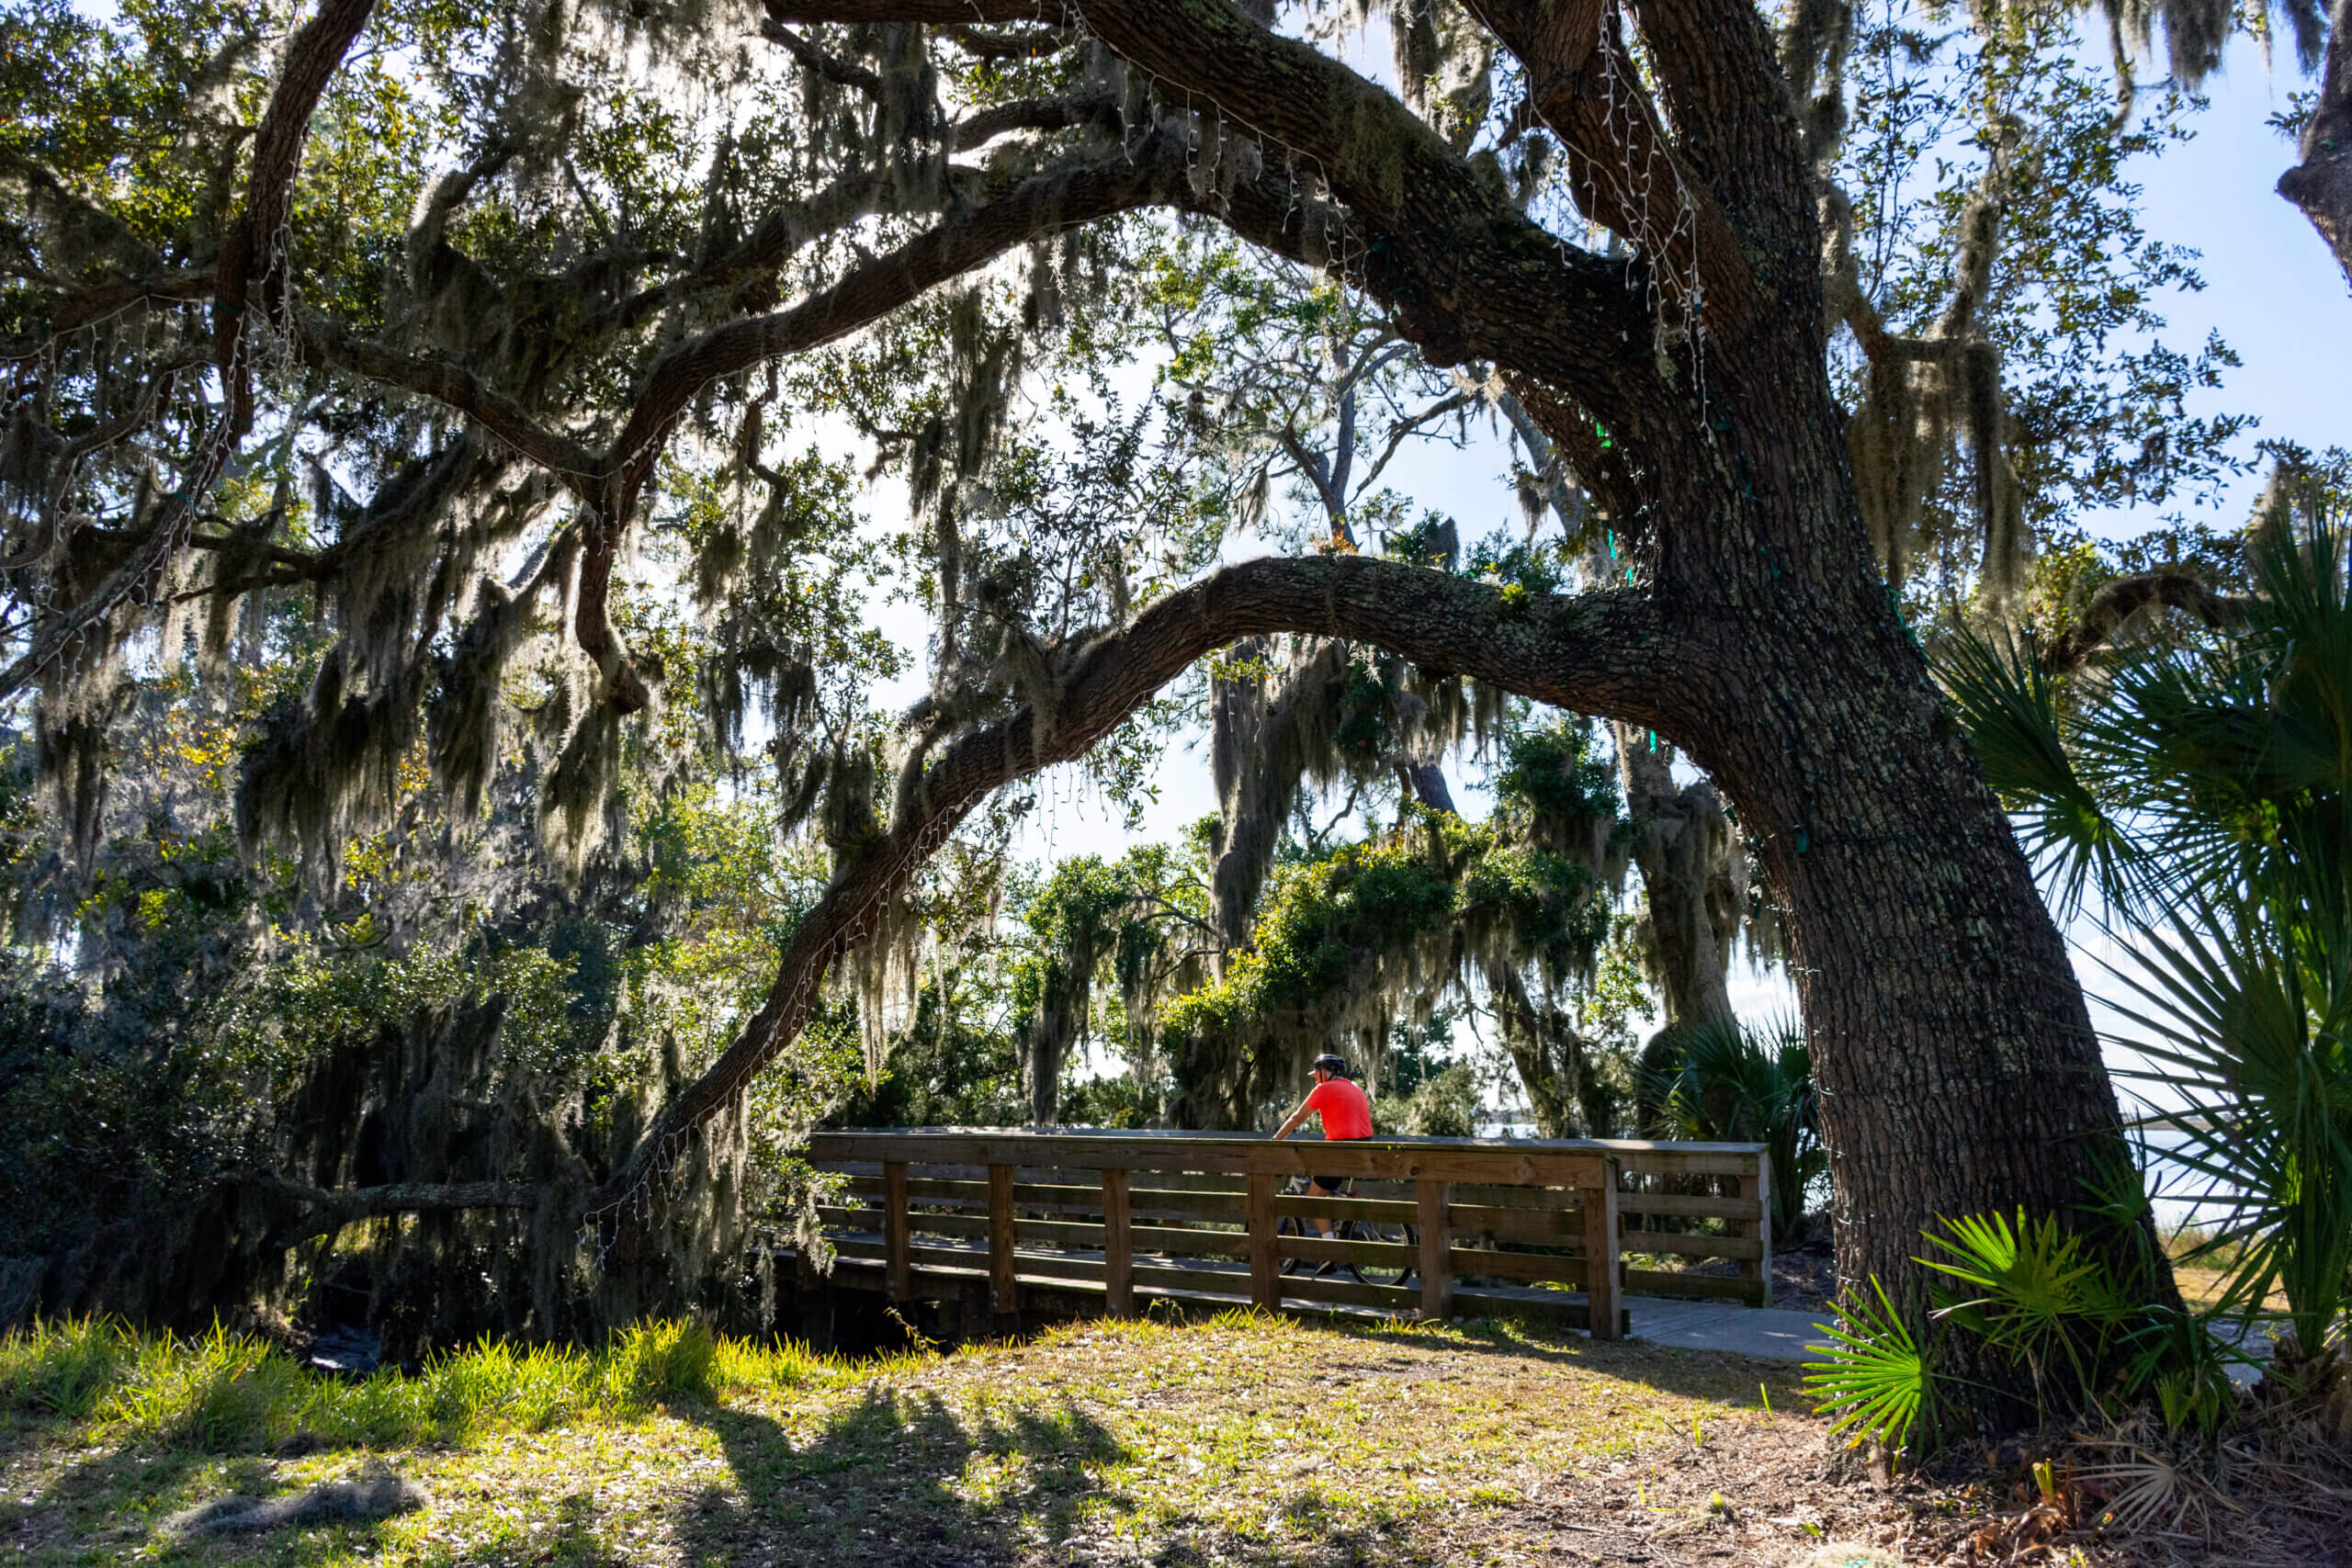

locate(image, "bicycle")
(1275, 1173), (1418, 1288)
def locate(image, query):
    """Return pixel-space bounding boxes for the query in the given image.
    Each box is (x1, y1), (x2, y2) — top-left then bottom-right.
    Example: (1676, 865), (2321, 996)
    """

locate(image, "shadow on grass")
(675, 1383), (1134, 1567)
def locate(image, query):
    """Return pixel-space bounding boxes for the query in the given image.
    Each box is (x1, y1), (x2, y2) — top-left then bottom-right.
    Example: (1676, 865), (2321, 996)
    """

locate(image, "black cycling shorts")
(1311, 1137), (1370, 1195)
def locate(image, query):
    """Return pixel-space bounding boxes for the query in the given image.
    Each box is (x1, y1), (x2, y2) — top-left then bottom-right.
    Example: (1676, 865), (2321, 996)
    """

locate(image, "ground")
(0, 1313), (2343, 1567)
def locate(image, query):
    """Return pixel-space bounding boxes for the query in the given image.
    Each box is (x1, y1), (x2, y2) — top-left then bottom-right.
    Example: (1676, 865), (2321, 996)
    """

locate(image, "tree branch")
(765, 0), (1654, 398)
(600, 131), (1195, 515)
(300, 321), (602, 485)
(258, 1175), (541, 1249)
(759, 18), (885, 96)
(0, 3), (378, 707)
(1455, 0), (1758, 328)
(588, 555), (1683, 1235)
(2044, 570), (2252, 672)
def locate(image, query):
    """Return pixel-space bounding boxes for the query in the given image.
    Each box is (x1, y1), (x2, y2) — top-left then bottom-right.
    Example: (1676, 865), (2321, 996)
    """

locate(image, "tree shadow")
(1251, 1303), (1810, 1405)
(675, 1382), (1136, 1566)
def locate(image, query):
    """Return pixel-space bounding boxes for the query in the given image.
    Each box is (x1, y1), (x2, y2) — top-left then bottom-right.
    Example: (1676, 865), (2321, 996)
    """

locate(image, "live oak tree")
(11, 0), (2322, 1376)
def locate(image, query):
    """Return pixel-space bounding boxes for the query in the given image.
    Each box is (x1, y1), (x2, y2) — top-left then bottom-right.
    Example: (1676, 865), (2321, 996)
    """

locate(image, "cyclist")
(1271, 1053), (1374, 1238)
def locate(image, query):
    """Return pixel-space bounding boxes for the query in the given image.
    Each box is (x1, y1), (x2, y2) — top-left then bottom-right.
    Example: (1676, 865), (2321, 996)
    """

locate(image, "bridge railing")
(804, 1130), (1773, 1337)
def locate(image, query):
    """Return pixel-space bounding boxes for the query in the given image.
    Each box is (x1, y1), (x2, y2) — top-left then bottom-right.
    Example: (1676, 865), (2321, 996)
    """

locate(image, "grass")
(0, 1311), (1806, 1566)
(0, 1318), (836, 1454)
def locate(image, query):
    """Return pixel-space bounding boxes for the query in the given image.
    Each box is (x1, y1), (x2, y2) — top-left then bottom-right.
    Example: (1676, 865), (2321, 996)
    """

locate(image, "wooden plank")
(1275, 1274), (1421, 1312)
(1133, 1261), (1252, 1297)
(1102, 1168), (1134, 1318)
(1249, 1141), (1607, 1188)
(1446, 1203), (1585, 1241)
(1447, 1183), (1584, 1210)
(813, 1130), (1768, 1157)
(1132, 1224), (1249, 1258)
(1247, 1170), (1279, 1311)
(988, 1163), (1018, 1314)
(1419, 1178), (1453, 1322)
(1749, 1153), (1773, 1306)
(1130, 1187), (1249, 1220)
(1272, 1193), (1419, 1224)
(1276, 1233), (1418, 1268)
(1447, 1247), (1587, 1286)
(1617, 1230), (1766, 1260)
(885, 1160), (911, 1303)
(832, 1237), (995, 1273)
(1623, 1268), (1766, 1303)
(1580, 1159), (1621, 1340)
(1453, 1285), (1590, 1326)
(1009, 1216), (1103, 1249)
(812, 1132), (1259, 1174)
(1617, 1191), (1767, 1221)
(1607, 1152), (1764, 1178)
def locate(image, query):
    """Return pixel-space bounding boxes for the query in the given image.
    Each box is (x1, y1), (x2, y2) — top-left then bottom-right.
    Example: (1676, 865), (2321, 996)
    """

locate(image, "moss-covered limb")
(601, 131), (1197, 521)
(1454, 0), (1761, 330)
(0, 1), (379, 707)
(2041, 570), (2255, 672)
(593, 558), (1684, 1227)
(2279, 0), (2352, 291)
(296, 323), (601, 485)
(209, 0), (382, 411)
(256, 1176), (544, 1250)
(772, 0), (1648, 388)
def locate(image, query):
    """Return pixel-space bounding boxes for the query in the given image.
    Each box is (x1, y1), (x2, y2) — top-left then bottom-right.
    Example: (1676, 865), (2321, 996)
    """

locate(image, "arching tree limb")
(588, 556), (1686, 1229)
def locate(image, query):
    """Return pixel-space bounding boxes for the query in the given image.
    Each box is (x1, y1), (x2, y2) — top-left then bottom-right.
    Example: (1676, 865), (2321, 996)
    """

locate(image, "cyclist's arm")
(1272, 1095), (1317, 1139)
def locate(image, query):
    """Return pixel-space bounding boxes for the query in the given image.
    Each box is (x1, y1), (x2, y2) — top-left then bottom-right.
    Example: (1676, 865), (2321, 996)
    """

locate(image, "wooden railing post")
(1102, 1167), (1134, 1318)
(988, 1163), (1018, 1317)
(1747, 1151), (1773, 1306)
(1580, 1156), (1622, 1340)
(1246, 1168), (1279, 1311)
(1417, 1177), (1453, 1321)
(884, 1159), (910, 1304)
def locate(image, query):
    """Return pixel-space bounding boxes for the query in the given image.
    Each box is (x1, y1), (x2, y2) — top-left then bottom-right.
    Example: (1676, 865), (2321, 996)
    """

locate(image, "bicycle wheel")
(1276, 1213), (1310, 1276)
(1341, 1219), (1419, 1288)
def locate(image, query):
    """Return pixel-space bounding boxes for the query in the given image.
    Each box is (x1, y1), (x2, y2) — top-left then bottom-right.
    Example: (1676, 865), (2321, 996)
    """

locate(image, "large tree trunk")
(1584, 341), (2156, 1318)
(2281, 0), (2352, 292)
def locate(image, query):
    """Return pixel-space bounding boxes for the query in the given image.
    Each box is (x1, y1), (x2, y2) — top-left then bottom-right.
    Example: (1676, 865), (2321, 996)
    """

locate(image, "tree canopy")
(3, 0), (2345, 1387)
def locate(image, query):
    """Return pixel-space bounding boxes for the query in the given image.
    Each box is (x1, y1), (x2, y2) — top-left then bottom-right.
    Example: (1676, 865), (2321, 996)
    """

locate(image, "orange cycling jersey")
(1303, 1077), (1373, 1141)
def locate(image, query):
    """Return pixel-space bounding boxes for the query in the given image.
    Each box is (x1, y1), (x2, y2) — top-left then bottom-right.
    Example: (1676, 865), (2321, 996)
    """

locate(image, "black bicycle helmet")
(1310, 1053), (1351, 1077)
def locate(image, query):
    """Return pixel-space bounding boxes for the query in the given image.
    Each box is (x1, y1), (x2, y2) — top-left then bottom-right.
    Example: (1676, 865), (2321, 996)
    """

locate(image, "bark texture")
(2281, 0), (2352, 294)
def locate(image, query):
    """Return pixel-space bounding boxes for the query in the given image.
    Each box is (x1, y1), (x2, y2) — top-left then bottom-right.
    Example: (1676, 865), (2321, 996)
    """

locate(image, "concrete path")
(1628, 1299), (1837, 1360)
(1628, 1299), (2277, 1388)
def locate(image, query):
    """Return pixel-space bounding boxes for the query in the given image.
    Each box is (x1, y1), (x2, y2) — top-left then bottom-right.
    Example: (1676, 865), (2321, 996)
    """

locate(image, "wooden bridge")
(801, 1130), (1773, 1340)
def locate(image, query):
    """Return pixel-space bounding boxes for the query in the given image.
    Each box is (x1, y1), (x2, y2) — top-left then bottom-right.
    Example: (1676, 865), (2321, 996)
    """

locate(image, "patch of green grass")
(0, 1317), (839, 1454)
(0, 1310), (1809, 1566)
